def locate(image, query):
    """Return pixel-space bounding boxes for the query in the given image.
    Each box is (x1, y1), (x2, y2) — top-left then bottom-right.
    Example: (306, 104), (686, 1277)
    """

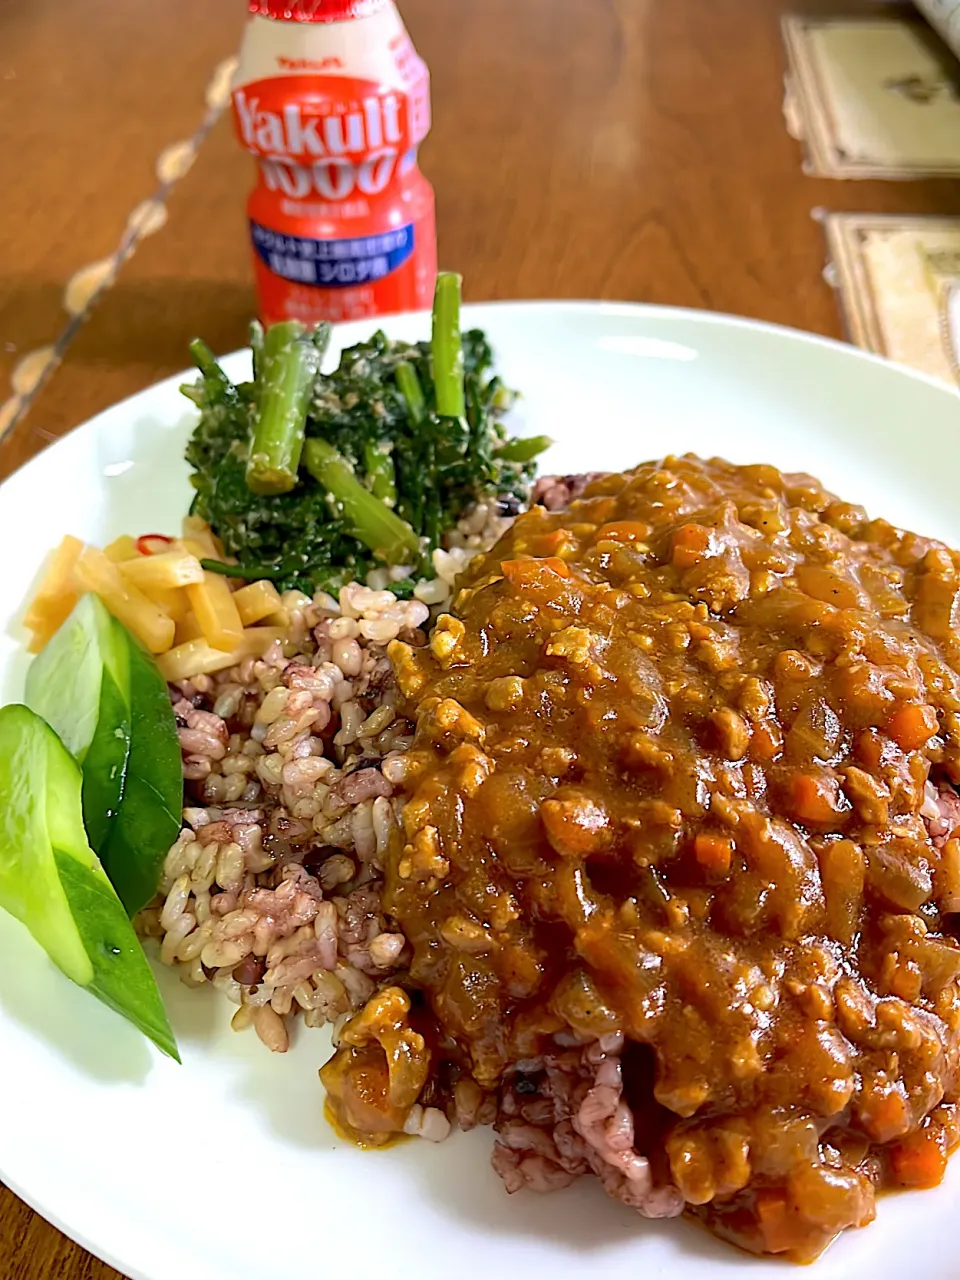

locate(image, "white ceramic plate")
(1, 303), (959, 1280)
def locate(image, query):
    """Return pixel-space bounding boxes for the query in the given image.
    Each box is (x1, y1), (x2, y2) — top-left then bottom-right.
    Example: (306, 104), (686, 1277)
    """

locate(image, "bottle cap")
(249, 0), (388, 20)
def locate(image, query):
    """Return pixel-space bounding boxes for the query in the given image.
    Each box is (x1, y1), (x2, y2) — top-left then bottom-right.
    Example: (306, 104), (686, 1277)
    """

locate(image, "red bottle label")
(233, 34), (436, 325)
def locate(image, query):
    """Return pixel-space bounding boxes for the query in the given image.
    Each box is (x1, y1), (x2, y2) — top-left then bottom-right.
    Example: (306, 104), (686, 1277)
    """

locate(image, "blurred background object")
(783, 8), (960, 178)
(914, 0), (960, 56)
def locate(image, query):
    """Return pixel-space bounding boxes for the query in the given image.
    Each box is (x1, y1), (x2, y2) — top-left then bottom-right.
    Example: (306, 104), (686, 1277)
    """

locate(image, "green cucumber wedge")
(26, 593), (182, 917)
(98, 635), (182, 917)
(0, 704), (179, 1060)
(25, 592), (130, 854)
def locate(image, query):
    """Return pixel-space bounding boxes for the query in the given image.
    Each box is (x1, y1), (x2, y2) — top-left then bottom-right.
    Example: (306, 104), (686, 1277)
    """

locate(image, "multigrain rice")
(139, 500), (513, 1063)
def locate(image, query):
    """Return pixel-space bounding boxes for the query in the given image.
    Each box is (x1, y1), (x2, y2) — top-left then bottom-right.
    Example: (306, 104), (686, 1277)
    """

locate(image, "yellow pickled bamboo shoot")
(24, 535), (84, 652)
(136, 584), (190, 622)
(185, 571), (244, 651)
(180, 521), (221, 558)
(233, 580), (283, 626)
(156, 628), (286, 683)
(119, 551), (204, 590)
(73, 547), (176, 654)
(103, 535), (139, 563)
(175, 612), (205, 645)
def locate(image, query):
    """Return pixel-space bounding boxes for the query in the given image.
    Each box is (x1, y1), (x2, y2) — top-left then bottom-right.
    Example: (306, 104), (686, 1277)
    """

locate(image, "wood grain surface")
(0, 0), (958, 1274)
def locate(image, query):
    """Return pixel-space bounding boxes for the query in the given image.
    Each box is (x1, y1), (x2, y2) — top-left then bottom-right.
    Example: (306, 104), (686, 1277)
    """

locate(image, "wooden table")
(0, 0), (958, 1274)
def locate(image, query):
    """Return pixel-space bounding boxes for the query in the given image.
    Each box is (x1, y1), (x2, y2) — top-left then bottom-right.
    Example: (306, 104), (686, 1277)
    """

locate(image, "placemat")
(822, 211), (960, 384)
(783, 9), (960, 177)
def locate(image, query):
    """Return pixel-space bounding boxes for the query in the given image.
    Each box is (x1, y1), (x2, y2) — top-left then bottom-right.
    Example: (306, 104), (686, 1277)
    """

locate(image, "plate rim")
(0, 1170), (149, 1280)
(2, 300), (956, 501)
(0, 298), (957, 1280)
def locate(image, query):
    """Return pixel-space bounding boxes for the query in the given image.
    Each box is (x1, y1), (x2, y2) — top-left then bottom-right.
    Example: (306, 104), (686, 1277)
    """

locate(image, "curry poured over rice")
(323, 455), (960, 1261)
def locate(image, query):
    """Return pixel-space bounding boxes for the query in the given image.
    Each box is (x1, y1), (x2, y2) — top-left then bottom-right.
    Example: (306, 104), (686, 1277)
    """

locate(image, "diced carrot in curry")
(889, 1123), (948, 1189)
(858, 1089), (911, 1144)
(789, 772), (844, 825)
(693, 834), (733, 877)
(501, 555), (571, 584)
(542, 793), (612, 856)
(749, 719), (783, 763)
(884, 703), (939, 751)
(525, 529), (576, 558)
(755, 1190), (809, 1257)
(671, 523), (713, 568)
(595, 520), (649, 544)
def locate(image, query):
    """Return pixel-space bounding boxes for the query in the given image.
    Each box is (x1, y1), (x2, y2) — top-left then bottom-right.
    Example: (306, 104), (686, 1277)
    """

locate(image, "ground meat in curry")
(322, 455), (960, 1261)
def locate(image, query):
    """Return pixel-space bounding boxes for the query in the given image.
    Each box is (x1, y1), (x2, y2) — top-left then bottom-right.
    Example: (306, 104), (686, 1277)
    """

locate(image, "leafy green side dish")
(183, 273), (549, 595)
(0, 704), (179, 1061)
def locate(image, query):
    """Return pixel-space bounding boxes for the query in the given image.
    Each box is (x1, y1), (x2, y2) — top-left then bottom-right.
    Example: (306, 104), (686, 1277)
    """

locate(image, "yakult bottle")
(233, 0), (437, 326)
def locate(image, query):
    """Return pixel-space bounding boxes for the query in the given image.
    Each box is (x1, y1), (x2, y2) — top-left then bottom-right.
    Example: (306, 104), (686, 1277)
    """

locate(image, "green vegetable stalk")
(246, 321), (330, 496)
(431, 272), (466, 419)
(0, 704), (179, 1060)
(185, 338), (240, 409)
(249, 319), (265, 380)
(363, 441), (398, 506)
(395, 361), (426, 427)
(495, 434), (552, 464)
(199, 558), (276, 581)
(304, 438), (420, 564)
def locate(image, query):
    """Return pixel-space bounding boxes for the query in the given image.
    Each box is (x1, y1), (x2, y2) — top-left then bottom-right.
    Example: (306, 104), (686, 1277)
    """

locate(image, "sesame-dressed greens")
(182, 273), (549, 596)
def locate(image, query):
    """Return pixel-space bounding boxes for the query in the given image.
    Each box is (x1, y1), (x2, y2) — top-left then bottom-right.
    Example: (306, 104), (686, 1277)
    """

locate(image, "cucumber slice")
(26, 592), (183, 917)
(98, 633), (182, 917)
(26, 593), (130, 854)
(0, 705), (178, 1060)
